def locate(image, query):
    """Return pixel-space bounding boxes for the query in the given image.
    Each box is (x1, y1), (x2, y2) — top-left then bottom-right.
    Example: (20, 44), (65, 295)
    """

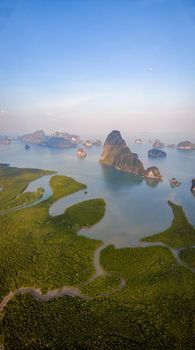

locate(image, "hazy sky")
(0, 0), (195, 136)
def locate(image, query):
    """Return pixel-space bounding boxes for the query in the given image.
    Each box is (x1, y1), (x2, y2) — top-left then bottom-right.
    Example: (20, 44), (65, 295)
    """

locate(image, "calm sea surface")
(0, 134), (195, 248)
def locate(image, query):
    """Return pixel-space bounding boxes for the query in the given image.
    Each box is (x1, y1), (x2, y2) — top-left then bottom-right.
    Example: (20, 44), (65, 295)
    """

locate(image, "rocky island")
(100, 130), (145, 176)
(77, 148), (87, 158)
(134, 138), (142, 144)
(19, 130), (102, 150)
(152, 139), (165, 148)
(177, 141), (195, 150)
(43, 137), (76, 149)
(100, 130), (162, 180)
(50, 131), (82, 145)
(0, 135), (11, 145)
(83, 139), (102, 147)
(170, 177), (181, 187)
(148, 148), (167, 158)
(19, 130), (82, 149)
(145, 167), (163, 181)
(20, 130), (46, 144)
(83, 140), (93, 147)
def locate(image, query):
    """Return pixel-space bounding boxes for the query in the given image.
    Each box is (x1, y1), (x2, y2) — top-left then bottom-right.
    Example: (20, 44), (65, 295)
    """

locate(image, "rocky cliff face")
(20, 130), (46, 144)
(100, 130), (145, 176)
(100, 130), (163, 180)
(145, 167), (163, 181)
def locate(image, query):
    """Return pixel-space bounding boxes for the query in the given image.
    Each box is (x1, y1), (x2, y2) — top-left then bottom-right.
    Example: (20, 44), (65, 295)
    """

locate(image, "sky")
(0, 0), (195, 137)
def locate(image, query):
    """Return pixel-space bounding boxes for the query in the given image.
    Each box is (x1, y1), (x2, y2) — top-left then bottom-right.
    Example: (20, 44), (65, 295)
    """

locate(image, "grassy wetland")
(0, 164), (195, 349)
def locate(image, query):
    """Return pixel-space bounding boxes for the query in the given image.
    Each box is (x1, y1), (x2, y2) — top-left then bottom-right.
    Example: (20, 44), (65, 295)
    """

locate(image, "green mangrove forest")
(0, 164), (195, 350)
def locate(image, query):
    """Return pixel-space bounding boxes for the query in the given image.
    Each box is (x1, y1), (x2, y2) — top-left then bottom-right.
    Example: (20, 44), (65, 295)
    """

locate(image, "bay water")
(0, 134), (195, 248)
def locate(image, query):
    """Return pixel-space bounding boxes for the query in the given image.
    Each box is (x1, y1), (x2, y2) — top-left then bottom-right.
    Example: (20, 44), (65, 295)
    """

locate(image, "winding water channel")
(0, 172), (194, 313)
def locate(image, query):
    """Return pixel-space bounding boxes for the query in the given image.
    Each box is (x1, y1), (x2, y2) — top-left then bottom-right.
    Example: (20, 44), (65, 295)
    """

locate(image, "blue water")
(0, 137), (195, 248)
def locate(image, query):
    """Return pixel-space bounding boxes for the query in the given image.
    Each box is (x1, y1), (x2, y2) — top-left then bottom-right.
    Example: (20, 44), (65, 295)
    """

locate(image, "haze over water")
(1, 133), (195, 248)
(0, 0), (195, 136)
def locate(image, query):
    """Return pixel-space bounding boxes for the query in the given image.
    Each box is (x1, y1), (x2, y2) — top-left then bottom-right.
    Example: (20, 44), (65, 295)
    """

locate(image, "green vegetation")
(2, 187), (44, 210)
(81, 274), (121, 297)
(142, 200), (195, 248)
(1, 262), (195, 349)
(48, 174), (87, 203)
(100, 244), (178, 280)
(0, 164), (54, 210)
(0, 167), (104, 299)
(0, 166), (195, 349)
(179, 248), (195, 269)
(63, 199), (105, 227)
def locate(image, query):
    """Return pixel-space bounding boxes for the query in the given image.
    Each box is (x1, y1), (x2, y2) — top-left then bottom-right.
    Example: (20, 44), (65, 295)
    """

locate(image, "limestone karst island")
(0, 0), (195, 349)
(100, 130), (162, 180)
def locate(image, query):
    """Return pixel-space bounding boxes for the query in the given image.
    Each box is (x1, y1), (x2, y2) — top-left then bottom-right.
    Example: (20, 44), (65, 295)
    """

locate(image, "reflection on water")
(100, 165), (143, 189)
(0, 139), (195, 248)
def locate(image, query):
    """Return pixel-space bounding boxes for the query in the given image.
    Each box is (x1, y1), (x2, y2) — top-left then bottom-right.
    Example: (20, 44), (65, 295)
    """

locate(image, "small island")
(134, 138), (142, 144)
(0, 135), (11, 145)
(152, 139), (165, 148)
(77, 148), (87, 159)
(83, 139), (102, 147)
(177, 141), (195, 150)
(148, 148), (167, 158)
(170, 177), (181, 187)
(145, 167), (163, 181)
(83, 140), (93, 147)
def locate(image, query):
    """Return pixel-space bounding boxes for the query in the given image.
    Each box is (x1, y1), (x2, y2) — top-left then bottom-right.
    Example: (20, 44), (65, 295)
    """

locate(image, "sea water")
(0, 134), (195, 248)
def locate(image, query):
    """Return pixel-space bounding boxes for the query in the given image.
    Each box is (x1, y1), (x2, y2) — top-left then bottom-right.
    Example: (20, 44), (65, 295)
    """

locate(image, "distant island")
(18, 130), (102, 150)
(77, 148), (87, 158)
(100, 130), (162, 180)
(152, 139), (165, 148)
(0, 135), (11, 145)
(148, 148), (167, 158)
(134, 138), (142, 144)
(19, 130), (81, 149)
(177, 141), (195, 150)
(83, 139), (102, 147)
(170, 177), (181, 188)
